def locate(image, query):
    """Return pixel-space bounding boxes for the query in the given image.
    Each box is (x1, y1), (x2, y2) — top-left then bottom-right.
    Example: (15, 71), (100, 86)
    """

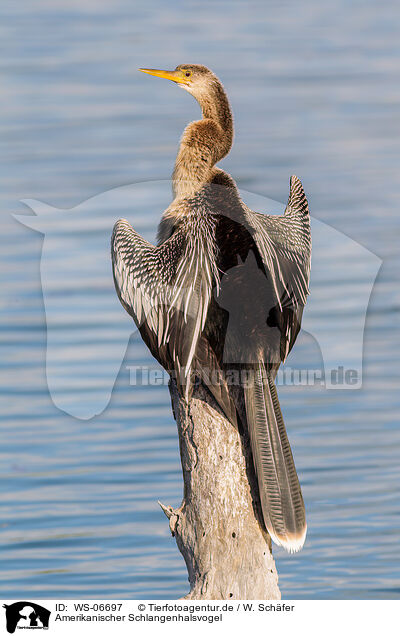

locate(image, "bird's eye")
(185, 71), (191, 77)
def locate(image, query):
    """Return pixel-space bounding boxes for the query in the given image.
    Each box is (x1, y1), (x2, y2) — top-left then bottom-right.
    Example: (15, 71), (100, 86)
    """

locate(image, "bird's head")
(139, 64), (219, 102)
(139, 63), (233, 165)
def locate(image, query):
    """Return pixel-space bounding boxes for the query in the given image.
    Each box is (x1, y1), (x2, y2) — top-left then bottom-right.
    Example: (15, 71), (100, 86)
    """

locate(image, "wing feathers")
(111, 215), (218, 399)
(241, 176), (311, 361)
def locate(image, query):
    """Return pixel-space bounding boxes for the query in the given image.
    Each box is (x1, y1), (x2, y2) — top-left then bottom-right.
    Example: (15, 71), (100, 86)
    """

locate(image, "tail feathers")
(244, 363), (306, 552)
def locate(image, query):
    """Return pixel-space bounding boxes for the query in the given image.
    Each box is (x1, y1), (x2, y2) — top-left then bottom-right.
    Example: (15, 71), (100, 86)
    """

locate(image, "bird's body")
(112, 65), (311, 552)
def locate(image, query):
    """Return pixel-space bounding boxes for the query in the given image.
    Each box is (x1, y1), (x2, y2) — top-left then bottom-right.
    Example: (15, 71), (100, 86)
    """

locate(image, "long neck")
(172, 81), (233, 199)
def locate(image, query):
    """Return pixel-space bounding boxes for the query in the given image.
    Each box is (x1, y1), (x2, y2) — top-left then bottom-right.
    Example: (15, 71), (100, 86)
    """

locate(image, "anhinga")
(112, 64), (311, 552)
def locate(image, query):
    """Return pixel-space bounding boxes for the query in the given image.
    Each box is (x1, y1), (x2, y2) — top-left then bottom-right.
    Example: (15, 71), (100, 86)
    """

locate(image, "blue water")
(1, 0), (400, 599)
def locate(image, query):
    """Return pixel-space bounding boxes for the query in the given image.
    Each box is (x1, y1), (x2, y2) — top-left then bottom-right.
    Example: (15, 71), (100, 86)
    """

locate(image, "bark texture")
(159, 380), (281, 600)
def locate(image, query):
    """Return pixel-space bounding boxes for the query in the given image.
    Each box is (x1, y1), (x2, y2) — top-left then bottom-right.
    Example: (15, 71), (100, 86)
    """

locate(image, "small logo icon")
(2, 602), (51, 633)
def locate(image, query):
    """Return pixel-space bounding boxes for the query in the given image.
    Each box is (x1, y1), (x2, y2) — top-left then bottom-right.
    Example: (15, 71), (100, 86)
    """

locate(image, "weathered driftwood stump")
(159, 380), (280, 600)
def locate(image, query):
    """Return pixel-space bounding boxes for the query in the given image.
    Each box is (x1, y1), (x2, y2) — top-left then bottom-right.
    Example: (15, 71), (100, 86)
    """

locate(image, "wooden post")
(159, 380), (281, 600)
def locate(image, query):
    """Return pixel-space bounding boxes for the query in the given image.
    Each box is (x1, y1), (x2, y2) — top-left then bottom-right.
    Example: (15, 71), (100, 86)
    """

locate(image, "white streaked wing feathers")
(111, 217), (218, 396)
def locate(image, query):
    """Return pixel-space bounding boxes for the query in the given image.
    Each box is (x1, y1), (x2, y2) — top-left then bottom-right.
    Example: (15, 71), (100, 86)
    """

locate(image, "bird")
(111, 64), (311, 553)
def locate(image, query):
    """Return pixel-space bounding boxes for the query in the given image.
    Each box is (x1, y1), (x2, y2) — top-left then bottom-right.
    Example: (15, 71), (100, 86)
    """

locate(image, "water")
(1, 0), (400, 599)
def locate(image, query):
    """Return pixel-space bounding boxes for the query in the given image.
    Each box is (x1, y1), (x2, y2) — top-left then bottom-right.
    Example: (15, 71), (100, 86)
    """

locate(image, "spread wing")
(111, 216), (218, 400)
(243, 175), (311, 362)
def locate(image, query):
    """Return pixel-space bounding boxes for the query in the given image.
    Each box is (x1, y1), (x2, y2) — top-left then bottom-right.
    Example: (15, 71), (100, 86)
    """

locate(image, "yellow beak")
(139, 68), (190, 85)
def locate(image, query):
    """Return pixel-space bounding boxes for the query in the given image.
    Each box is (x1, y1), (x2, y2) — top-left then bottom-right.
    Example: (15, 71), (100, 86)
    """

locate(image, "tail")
(244, 362), (306, 552)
